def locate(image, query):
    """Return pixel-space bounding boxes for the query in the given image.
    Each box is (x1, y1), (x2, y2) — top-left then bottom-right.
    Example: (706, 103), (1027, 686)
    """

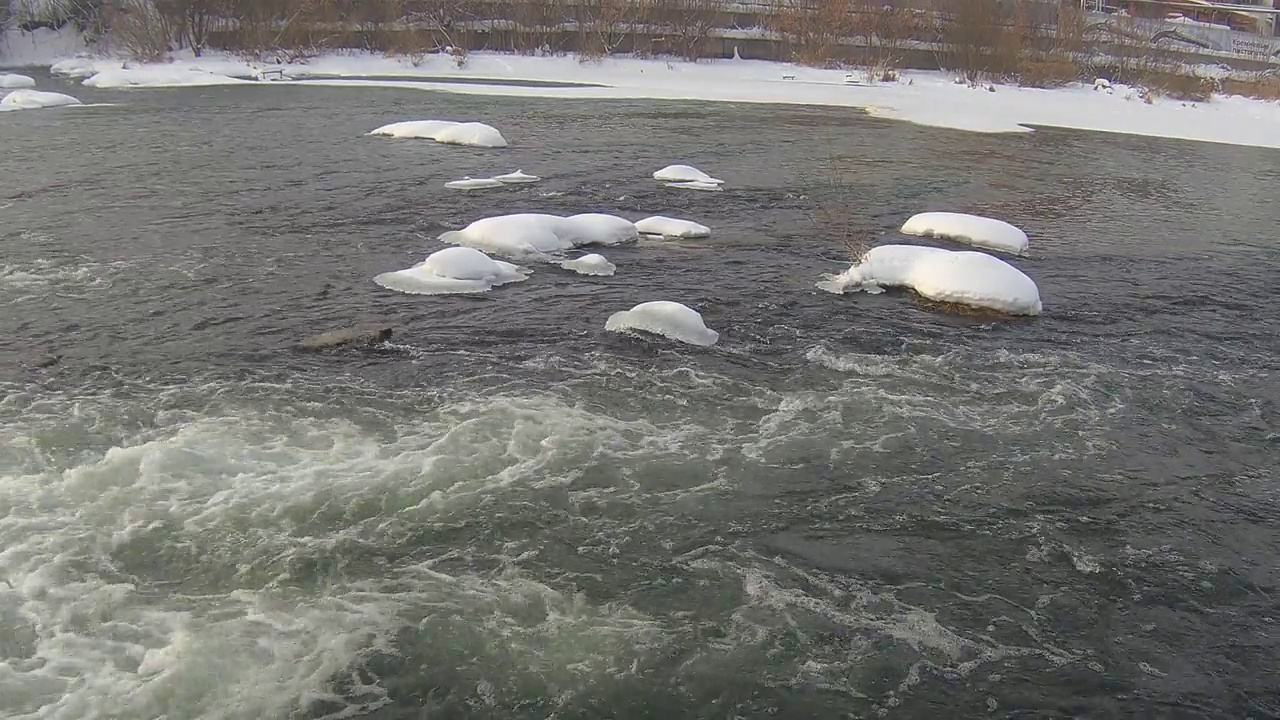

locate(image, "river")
(2, 76), (1277, 719)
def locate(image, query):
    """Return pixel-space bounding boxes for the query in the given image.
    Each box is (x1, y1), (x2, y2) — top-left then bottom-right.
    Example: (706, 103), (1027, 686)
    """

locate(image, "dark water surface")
(1, 77), (1277, 719)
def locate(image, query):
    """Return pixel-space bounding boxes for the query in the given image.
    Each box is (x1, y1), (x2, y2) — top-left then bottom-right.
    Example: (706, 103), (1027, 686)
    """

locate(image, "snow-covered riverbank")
(7, 26), (1280, 149)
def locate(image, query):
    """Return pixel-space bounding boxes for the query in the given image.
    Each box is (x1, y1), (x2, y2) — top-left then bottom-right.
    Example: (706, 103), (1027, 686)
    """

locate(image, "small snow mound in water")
(445, 177), (505, 190)
(373, 247), (528, 295)
(369, 120), (508, 148)
(0, 73), (36, 89)
(560, 253), (616, 276)
(83, 67), (247, 88)
(50, 58), (98, 78)
(635, 216), (711, 238)
(817, 244), (1041, 316)
(441, 213), (638, 257)
(664, 180), (723, 192)
(493, 170), (540, 184)
(654, 164), (722, 185)
(900, 212), (1028, 255)
(0, 89), (82, 111)
(606, 301), (719, 346)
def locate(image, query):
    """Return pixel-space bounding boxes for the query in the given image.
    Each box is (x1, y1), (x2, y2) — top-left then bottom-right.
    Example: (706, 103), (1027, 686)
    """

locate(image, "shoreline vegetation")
(4, 0), (1280, 103)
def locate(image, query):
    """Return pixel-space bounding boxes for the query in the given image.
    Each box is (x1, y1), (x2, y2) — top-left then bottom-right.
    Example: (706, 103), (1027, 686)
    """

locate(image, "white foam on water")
(784, 344), (1127, 463)
(677, 547), (1082, 705)
(0, 382), (725, 718)
(0, 259), (107, 292)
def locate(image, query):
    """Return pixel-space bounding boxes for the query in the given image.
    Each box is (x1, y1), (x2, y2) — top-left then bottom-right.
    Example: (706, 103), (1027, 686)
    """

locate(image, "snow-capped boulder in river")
(493, 170), (540, 184)
(635, 216), (711, 238)
(369, 120), (508, 148)
(654, 164), (722, 185)
(817, 244), (1041, 316)
(560, 253), (616, 276)
(606, 301), (720, 346)
(373, 247), (529, 295)
(900, 212), (1028, 255)
(50, 58), (99, 78)
(0, 73), (36, 89)
(445, 177), (505, 190)
(0, 89), (82, 111)
(441, 213), (638, 257)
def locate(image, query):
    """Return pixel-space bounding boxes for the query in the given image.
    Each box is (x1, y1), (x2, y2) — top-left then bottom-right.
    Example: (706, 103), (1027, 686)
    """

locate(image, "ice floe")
(817, 244), (1042, 315)
(635, 216), (711, 238)
(0, 89), (82, 111)
(900, 212), (1029, 255)
(369, 120), (508, 148)
(373, 247), (529, 295)
(560, 253), (616, 276)
(440, 213), (637, 256)
(606, 301), (720, 346)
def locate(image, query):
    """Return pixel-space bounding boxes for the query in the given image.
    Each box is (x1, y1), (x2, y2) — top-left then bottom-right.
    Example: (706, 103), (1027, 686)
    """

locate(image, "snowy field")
(5, 27), (1280, 149)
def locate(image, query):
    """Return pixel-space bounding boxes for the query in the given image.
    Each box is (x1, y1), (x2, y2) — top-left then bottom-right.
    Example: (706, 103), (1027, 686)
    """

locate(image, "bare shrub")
(510, 0), (569, 55)
(154, 0), (216, 55)
(768, 0), (862, 67)
(654, 0), (723, 61)
(853, 3), (914, 82)
(811, 158), (874, 260)
(1221, 72), (1280, 101)
(106, 0), (174, 62)
(933, 0), (1013, 83)
(576, 0), (644, 58)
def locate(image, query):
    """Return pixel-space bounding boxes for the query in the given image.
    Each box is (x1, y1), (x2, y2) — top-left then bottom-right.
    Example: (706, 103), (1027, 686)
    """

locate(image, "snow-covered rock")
(654, 164), (722, 185)
(606, 301), (720, 346)
(440, 213), (638, 257)
(83, 67), (248, 88)
(635, 216), (711, 238)
(899, 212), (1028, 255)
(50, 58), (99, 79)
(493, 170), (540, 184)
(560, 213), (639, 246)
(664, 181), (723, 192)
(369, 120), (508, 148)
(0, 89), (82, 111)
(373, 247), (529, 295)
(445, 177), (505, 190)
(0, 73), (36, 89)
(560, 253), (616, 276)
(817, 244), (1041, 315)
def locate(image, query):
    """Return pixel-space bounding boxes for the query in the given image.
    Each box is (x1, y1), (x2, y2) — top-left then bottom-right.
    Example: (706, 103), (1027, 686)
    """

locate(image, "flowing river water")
(1, 76), (1277, 719)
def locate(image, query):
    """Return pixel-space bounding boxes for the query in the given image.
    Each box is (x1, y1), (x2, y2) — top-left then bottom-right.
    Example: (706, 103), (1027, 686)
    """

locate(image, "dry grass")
(107, 0), (174, 62)
(811, 158), (875, 260)
(1221, 73), (1280, 101)
(910, 295), (1026, 320)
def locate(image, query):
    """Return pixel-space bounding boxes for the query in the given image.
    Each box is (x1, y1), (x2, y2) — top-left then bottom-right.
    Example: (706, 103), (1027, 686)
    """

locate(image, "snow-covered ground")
(6, 25), (1280, 149)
